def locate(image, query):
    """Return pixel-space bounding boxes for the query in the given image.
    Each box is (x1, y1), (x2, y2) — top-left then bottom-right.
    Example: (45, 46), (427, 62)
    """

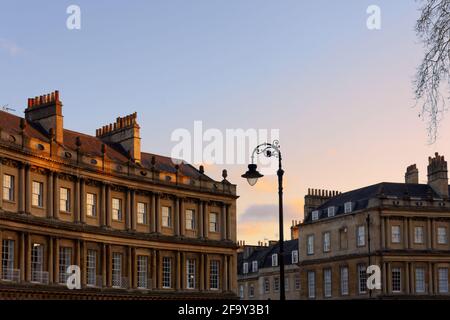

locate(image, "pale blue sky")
(2, 1), (448, 243)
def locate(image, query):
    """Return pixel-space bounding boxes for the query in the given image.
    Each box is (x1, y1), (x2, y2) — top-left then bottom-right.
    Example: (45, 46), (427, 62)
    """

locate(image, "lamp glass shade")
(241, 164), (264, 186)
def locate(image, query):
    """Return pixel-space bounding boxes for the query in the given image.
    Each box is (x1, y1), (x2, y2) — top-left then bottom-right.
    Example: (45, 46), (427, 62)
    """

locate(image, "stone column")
(226, 204), (231, 240)
(427, 218), (432, 249)
(106, 244), (111, 287)
(48, 236), (53, 284)
(156, 193), (161, 233)
(387, 262), (392, 294)
(80, 178), (86, 224)
(46, 170), (53, 219)
(199, 200), (204, 238)
(174, 197), (180, 236)
(102, 244), (107, 287)
(221, 204), (227, 240)
(179, 198), (185, 237)
(176, 251), (181, 290)
(25, 233), (31, 282)
(404, 217), (409, 249)
(74, 178), (80, 222)
(180, 251), (185, 290)
(405, 262), (410, 294)
(20, 233), (25, 281)
(203, 202), (209, 239)
(18, 163), (25, 213)
(385, 217), (390, 248)
(381, 217), (386, 249)
(131, 190), (136, 231)
(428, 262), (434, 294)
(131, 247), (136, 288)
(54, 238), (60, 283)
(24, 164), (31, 214)
(382, 262), (387, 294)
(127, 246), (132, 289)
(101, 183), (106, 226)
(53, 172), (60, 219)
(80, 241), (86, 287)
(126, 189), (131, 230)
(223, 256), (228, 292)
(431, 219), (436, 249)
(76, 240), (81, 273)
(106, 184), (112, 227)
(200, 254), (205, 291)
(151, 193), (156, 233)
(152, 249), (157, 289)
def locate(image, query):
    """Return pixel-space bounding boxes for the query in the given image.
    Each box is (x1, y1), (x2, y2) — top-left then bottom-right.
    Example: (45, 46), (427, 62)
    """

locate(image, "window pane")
(87, 250), (97, 286)
(341, 267), (349, 295)
(163, 257), (172, 288)
(137, 202), (147, 224)
(137, 256), (148, 289)
(209, 260), (219, 289)
(86, 193), (97, 217)
(415, 268), (425, 293)
(162, 206), (171, 227)
(392, 268), (401, 292)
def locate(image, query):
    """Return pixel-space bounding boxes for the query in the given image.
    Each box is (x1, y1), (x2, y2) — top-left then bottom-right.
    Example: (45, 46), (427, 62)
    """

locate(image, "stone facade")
(0, 91), (238, 299)
(298, 153), (450, 299)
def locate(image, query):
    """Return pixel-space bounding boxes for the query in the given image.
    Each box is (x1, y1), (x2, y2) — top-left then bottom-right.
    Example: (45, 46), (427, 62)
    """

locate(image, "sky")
(1, 0), (450, 244)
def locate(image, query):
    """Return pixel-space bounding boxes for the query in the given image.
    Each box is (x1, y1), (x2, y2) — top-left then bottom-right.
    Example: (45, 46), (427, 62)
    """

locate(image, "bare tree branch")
(415, 0), (450, 143)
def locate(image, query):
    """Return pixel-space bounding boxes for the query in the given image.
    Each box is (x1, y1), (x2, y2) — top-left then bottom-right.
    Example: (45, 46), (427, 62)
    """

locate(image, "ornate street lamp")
(241, 140), (285, 300)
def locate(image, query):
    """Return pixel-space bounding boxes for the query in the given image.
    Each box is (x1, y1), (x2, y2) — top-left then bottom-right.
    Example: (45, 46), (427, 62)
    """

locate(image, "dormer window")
(252, 261), (258, 272)
(272, 254), (278, 267)
(312, 210), (319, 221)
(291, 250), (299, 264)
(327, 207), (335, 217)
(344, 202), (353, 213)
(243, 262), (249, 274)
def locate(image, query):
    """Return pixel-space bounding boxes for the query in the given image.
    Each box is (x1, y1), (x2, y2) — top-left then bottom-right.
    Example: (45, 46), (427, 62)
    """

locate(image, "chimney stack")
(405, 164), (419, 184)
(427, 153), (448, 198)
(96, 112), (141, 163)
(25, 90), (63, 144)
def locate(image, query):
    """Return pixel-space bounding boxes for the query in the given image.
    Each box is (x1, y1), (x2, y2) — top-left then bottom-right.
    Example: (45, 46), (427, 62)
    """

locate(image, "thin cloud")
(0, 38), (23, 56)
(238, 203), (299, 223)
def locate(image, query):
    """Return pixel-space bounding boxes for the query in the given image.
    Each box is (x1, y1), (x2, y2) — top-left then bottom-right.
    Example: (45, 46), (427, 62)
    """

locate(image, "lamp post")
(241, 140), (285, 301)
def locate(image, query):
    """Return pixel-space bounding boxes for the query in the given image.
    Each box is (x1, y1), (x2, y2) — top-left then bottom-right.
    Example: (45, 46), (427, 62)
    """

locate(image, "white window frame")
(32, 181), (43, 207)
(392, 267), (401, 293)
(86, 193), (97, 217)
(86, 249), (97, 287)
(311, 210), (319, 221)
(243, 262), (249, 274)
(291, 250), (299, 264)
(273, 277), (280, 292)
(112, 252), (123, 288)
(344, 201), (352, 213)
(327, 207), (335, 217)
(307, 271), (316, 298)
(438, 227), (448, 244)
(3, 174), (14, 201)
(323, 232), (331, 252)
(438, 268), (449, 293)
(271, 253), (278, 267)
(31, 243), (44, 283)
(162, 206), (172, 228)
(252, 260), (258, 272)
(59, 247), (72, 284)
(340, 266), (349, 296)
(307, 235), (314, 255)
(137, 202), (147, 225)
(391, 226), (401, 244)
(414, 226), (424, 244)
(1, 239), (15, 281)
(186, 259), (196, 289)
(357, 225), (365, 246)
(323, 268), (332, 298)
(358, 264), (367, 294)
(415, 267), (425, 293)
(185, 209), (195, 230)
(137, 255), (148, 289)
(209, 260), (220, 290)
(112, 198), (122, 221)
(239, 285), (244, 299)
(264, 278), (270, 293)
(60, 187), (70, 213)
(209, 212), (218, 233)
(162, 256), (172, 288)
